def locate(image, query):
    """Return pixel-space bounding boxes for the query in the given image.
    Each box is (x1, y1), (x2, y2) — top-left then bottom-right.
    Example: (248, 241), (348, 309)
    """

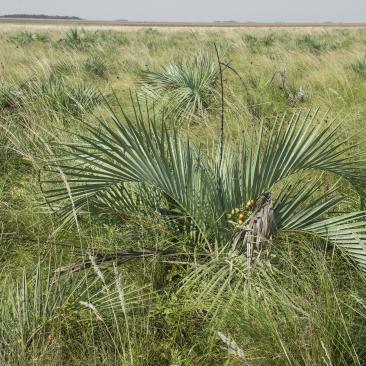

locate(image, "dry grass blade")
(218, 331), (250, 363)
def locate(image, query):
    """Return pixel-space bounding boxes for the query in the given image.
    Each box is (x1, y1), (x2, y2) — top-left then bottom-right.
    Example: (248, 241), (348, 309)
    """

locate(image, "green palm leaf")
(300, 213), (366, 270)
(43, 105), (366, 272)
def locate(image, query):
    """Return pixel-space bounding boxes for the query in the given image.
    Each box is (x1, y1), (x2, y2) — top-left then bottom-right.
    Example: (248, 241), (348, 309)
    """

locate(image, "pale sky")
(1, 0), (366, 23)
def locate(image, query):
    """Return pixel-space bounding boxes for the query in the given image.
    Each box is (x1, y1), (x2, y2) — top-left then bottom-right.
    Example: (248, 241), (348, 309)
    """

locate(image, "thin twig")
(54, 248), (177, 275)
(220, 61), (250, 96)
(219, 60), (258, 139)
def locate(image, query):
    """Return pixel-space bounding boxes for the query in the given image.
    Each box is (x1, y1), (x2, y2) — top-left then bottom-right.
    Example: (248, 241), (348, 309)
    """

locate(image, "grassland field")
(1, 22), (366, 365)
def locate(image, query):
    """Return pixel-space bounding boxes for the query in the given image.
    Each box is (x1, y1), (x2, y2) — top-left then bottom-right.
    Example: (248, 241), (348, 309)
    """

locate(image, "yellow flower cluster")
(226, 200), (256, 225)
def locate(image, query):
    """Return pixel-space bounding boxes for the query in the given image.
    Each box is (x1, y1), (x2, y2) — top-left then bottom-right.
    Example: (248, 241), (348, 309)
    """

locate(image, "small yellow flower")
(235, 208), (240, 213)
(238, 220), (243, 225)
(227, 213), (232, 219)
(231, 209), (235, 215)
(239, 213), (245, 220)
(47, 334), (55, 342)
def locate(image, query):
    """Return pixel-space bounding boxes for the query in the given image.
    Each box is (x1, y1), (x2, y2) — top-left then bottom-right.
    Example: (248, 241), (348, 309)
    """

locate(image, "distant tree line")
(0, 14), (82, 20)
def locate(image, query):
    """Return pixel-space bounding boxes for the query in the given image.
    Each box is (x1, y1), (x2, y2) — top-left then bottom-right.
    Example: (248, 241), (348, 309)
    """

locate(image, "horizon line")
(1, 17), (366, 27)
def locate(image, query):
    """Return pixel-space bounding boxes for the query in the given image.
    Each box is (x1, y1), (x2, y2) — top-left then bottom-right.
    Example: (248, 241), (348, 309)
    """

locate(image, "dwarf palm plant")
(60, 28), (92, 49)
(348, 56), (366, 76)
(44, 106), (366, 272)
(295, 34), (340, 53)
(82, 55), (109, 79)
(8, 31), (48, 45)
(64, 28), (80, 43)
(0, 77), (102, 117)
(139, 54), (218, 122)
(28, 77), (103, 117)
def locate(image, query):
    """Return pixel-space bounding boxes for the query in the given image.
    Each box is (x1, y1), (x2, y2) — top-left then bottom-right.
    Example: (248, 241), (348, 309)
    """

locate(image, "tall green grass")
(2, 26), (366, 366)
(0, 76), (103, 117)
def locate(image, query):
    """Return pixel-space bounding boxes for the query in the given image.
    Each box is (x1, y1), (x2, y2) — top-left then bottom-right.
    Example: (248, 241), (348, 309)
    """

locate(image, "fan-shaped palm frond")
(139, 54), (218, 121)
(43, 106), (366, 272)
